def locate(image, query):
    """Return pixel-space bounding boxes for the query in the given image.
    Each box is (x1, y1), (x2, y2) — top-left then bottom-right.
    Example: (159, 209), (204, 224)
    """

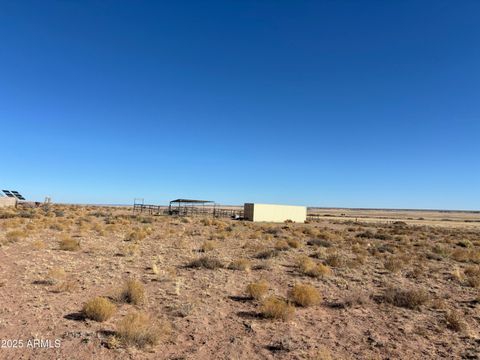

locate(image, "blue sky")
(1, 0), (479, 209)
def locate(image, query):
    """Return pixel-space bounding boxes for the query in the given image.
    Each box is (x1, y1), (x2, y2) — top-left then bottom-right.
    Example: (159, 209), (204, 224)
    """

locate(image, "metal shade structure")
(168, 199), (215, 216)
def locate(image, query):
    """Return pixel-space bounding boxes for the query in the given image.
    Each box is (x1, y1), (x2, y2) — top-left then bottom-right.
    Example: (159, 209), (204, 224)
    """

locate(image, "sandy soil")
(0, 205), (479, 359)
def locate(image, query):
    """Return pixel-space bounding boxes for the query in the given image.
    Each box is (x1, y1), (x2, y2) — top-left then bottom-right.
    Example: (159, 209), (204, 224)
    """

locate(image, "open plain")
(0, 205), (479, 359)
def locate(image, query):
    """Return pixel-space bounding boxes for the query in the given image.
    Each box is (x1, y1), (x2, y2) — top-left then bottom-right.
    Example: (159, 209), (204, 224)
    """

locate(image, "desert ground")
(0, 205), (479, 360)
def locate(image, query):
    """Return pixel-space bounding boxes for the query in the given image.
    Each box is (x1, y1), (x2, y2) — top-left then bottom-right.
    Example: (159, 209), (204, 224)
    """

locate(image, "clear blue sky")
(1, 1), (479, 209)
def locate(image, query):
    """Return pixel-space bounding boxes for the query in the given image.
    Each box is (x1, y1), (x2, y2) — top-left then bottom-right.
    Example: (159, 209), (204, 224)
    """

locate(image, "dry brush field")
(0, 205), (479, 359)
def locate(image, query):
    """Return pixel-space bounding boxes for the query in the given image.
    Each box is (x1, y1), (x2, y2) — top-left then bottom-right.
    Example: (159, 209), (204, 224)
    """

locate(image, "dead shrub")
(261, 296), (295, 321)
(451, 249), (480, 263)
(246, 280), (269, 300)
(92, 223), (105, 236)
(430, 297), (447, 310)
(228, 258), (252, 272)
(200, 218), (213, 226)
(288, 284), (321, 307)
(286, 238), (302, 248)
(445, 310), (468, 332)
(50, 223), (65, 231)
(301, 226), (318, 237)
(457, 240), (473, 248)
(116, 311), (170, 348)
(307, 238), (332, 247)
(342, 290), (370, 307)
(58, 236), (80, 251)
(274, 239), (290, 251)
(118, 279), (145, 305)
(384, 257), (404, 273)
(356, 230), (375, 239)
(256, 249), (280, 259)
(83, 297), (116, 322)
(383, 287), (429, 309)
(188, 256), (223, 269)
(325, 253), (346, 268)
(431, 244), (450, 258)
(253, 261), (273, 271)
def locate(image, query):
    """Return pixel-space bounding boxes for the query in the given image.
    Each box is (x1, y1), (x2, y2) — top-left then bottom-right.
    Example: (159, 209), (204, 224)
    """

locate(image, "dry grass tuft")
(51, 278), (77, 293)
(296, 256), (333, 278)
(118, 279), (145, 305)
(58, 236), (81, 251)
(451, 266), (465, 282)
(228, 258), (252, 271)
(342, 290), (370, 307)
(261, 296), (295, 321)
(312, 346), (334, 360)
(4, 230), (27, 244)
(125, 228), (148, 242)
(45, 267), (66, 285)
(274, 239), (290, 251)
(451, 248), (480, 263)
(256, 249), (280, 259)
(288, 283), (322, 307)
(32, 239), (46, 250)
(384, 257), (405, 273)
(119, 243), (139, 257)
(383, 287), (429, 309)
(325, 253), (346, 268)
(246, 280), (269, 300)
(200, 240), (218, 252)
(296, 256), (315, 272)
(188, 256), (223, 269)
(464, 266), (480, 288)
(83, 297), (116, 322)
(306, 263), (333, 278)
(116, 311), (170, 348)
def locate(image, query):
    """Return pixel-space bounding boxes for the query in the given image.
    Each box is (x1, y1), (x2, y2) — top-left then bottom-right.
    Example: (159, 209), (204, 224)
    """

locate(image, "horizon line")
(49, 202), (480, 213)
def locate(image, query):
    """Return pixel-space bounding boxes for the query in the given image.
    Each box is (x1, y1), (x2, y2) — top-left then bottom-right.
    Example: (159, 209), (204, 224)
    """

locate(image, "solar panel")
(2, 190), (26, 200)
(2, 190), (15, 197)
(11, 191), (26, 200)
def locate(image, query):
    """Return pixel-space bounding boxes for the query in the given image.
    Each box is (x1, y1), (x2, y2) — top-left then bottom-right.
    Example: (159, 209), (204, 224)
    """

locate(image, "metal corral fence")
(133, 204), (168, 215)
(306, 214), (324, 222)
(133, 203), (243, 219)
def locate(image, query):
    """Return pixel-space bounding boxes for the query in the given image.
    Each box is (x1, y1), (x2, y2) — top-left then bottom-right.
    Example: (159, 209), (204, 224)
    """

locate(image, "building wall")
(243, 203), (306, 223)
(244, 203), (254, 221)
(0, 197), (17, 208)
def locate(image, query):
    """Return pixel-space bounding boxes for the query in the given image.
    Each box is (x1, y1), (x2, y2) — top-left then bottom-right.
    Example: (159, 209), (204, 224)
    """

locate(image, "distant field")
(308, 208), (480, 229)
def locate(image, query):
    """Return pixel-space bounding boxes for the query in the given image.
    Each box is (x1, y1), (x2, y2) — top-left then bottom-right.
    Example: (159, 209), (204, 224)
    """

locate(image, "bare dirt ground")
(0, 205), (479, 359)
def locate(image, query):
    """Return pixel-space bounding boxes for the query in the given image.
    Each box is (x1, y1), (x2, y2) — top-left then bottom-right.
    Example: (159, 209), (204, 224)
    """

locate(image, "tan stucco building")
(0, 197), (17, 208)
(244, 203), (307, 223)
